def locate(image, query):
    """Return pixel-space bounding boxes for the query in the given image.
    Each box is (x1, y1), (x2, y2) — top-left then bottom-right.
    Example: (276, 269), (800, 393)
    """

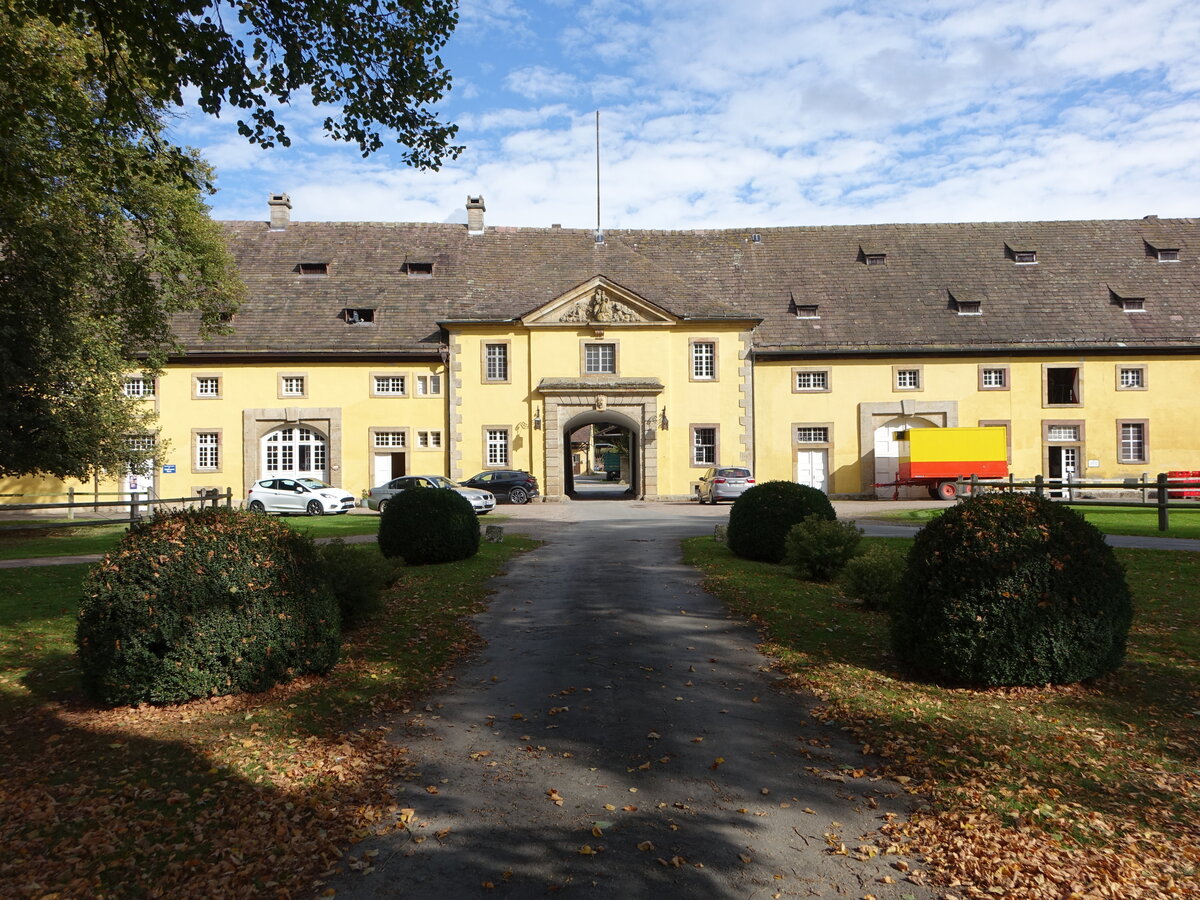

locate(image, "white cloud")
(194, 0), (1200, 230)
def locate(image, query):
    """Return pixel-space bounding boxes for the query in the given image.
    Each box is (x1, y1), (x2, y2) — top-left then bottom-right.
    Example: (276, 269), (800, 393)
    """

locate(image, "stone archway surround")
(540, 381), (664, 500)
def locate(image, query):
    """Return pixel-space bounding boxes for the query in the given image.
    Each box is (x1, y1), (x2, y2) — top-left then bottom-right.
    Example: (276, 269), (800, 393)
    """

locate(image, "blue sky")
(178, 0), (1200, 229)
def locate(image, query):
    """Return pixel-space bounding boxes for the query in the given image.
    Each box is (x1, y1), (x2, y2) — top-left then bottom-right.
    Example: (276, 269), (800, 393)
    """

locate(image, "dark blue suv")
(461, 469), (540, 504)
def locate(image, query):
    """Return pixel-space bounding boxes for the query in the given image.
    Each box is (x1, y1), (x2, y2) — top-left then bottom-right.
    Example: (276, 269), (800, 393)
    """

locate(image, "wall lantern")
(659, 406), (669, 430)
(533, 406), (542, 430)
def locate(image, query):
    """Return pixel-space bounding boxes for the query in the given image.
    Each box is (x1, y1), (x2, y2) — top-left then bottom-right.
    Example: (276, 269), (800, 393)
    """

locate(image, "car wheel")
(306, 499), (324, 516)
(249, 500), (266, 513)
(509, 487), (529, 505)
(377, 499), (388, 514)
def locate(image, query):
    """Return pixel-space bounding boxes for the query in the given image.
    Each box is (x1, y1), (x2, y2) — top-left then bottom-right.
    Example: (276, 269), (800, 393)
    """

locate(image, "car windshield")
(297, 478), (332, 490)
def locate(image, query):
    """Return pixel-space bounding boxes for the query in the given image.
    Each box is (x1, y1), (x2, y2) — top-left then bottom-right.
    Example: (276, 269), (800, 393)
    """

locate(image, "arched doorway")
(873, 415), (937, 499)
(261, 425), (329, 481)
(561, 409), (640, 500)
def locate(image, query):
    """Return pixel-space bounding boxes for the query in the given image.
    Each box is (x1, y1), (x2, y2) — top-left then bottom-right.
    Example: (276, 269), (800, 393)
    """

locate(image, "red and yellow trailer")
(896, 426), (1009, 500)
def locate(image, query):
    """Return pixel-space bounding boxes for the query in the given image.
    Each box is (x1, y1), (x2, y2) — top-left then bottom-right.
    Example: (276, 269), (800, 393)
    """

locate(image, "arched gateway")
(537, 378), (664, 501)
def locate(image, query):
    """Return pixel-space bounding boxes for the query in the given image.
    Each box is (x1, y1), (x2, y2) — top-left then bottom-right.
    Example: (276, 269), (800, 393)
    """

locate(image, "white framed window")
(484, 344), (509, 382)
(795, 304), (820, 319)
(1157, 249), (1179, 262)
(195, 376), (220, 398)
(416, 374), (442, 396)
(1118, 421), (1147, 463)
(691, 342), (716, 380)
(584, 343), (616, 375)
(1118, 367), (1145, 389)
(373, 375), (407, 396)
(123, 375), (154, 398)
(374, 431), (406, 448)
(894, 367), (921, 391)
(126, 434), (156, 454)
(280, 375), (306, 397)
(793, 370), (830, 392)
(1014, 250), (1037, 265)
(485, 428), (509, 466)
(195, 432), (220, 469)
(979, 367), (1008, 390)
(417, 430), (443, 449)
(692, 426), (717, 466)
(1047, 425), (1080, 442)
(796, 427), (830, 443)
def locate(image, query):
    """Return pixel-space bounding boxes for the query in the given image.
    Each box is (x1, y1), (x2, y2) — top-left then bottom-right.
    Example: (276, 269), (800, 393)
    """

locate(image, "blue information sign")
(162, 464), (177, 474)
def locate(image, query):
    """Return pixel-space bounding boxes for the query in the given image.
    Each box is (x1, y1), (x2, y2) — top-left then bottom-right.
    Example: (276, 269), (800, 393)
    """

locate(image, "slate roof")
(172, 215), (1200, 358)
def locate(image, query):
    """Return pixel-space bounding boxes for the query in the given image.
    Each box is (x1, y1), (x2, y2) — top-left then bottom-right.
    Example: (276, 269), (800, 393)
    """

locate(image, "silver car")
(247, 477), (357, 516)
(366, 475), (496, 515)
(696, 466), (755, 504)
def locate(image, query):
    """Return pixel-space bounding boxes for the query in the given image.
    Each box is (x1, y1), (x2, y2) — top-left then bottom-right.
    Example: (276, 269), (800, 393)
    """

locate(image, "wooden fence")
(0, 489), (233, 530)
(960, 473), (1200, 532)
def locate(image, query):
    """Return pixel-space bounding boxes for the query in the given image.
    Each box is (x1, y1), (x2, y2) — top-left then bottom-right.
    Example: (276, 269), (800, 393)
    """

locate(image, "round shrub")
(727, 481), (836, 563)
(76, 507), (340, 707)
(840, 543), (907, 610)
(378, 485), (480, 565)
(784, 515), (864, 581)
(890, 493), (1132, 686)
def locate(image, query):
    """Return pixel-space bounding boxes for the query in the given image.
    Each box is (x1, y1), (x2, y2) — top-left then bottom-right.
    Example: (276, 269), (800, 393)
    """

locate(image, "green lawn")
(871, 503), (1200, 539)
(0, 536), (537, 895)
(683, 535), (1200, 896)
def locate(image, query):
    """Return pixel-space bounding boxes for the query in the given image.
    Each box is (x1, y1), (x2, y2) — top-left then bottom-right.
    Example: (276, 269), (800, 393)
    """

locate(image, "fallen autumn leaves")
(0, 538), (537, 897)
(684, 537), (1200, 899)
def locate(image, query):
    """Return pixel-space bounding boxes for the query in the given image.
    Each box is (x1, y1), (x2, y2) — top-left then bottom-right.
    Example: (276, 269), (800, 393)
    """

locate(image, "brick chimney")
(466, 195), (485, 234)
(268, 193), (292, 230)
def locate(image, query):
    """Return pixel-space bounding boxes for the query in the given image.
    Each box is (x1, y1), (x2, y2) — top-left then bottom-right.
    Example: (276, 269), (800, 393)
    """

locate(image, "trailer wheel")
(936, 480), (958, 501)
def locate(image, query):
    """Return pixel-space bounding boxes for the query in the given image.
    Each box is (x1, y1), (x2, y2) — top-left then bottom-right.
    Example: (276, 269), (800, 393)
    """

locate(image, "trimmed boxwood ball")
(727, 481), (836, 563)
(891, 493), (1132, 686)
(377, 485), (480, 565)
(76, 507), (340, 707)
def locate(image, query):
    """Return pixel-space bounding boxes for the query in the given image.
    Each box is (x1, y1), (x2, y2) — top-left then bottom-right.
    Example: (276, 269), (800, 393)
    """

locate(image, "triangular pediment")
(521, 277), (678, 327)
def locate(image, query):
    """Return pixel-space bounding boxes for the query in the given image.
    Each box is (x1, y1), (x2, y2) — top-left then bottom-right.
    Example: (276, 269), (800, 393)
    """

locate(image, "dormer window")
(950, 291), (983, 316)
(858, 245), (886, 265)
(1110, 287), (1146, 312)
(1005, 243), (1037, 264)
(1157, 248), (1180, 262)
(342, 308), (375, 324)
(298, 262), (329, 276)
(795, 304), (820, 319)
(403, 261), (433, 277)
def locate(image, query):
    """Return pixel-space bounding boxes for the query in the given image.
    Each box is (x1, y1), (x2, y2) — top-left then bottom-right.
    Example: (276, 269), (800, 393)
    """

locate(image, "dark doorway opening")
(563, 418), (639, 500)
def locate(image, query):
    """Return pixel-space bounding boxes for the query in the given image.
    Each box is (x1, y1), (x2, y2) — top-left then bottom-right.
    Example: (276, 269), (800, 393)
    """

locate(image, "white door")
(873, 416), (935, 499)
(373, 453), (395, 487)
(261, 426), (328, 481)
(796, 449), (829, 492)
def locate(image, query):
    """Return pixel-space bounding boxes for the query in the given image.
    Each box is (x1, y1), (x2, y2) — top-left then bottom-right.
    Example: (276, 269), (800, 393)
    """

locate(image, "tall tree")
(0, 13), (244, 479)
(22, 0), (462, 168)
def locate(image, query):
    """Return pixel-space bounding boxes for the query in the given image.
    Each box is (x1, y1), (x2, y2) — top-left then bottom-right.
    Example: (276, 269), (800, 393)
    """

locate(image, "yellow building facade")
(5, 197), (1199, 505)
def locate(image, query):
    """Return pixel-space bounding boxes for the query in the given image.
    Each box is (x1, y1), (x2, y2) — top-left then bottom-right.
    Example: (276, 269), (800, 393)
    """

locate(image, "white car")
(247, 477), (357, 516)
(365, 475), (496, 515)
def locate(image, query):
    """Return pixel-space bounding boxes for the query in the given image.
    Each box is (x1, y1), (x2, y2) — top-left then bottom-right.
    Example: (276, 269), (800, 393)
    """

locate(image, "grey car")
(696, 466), (755, 504)
(365, 475), (496, 515)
